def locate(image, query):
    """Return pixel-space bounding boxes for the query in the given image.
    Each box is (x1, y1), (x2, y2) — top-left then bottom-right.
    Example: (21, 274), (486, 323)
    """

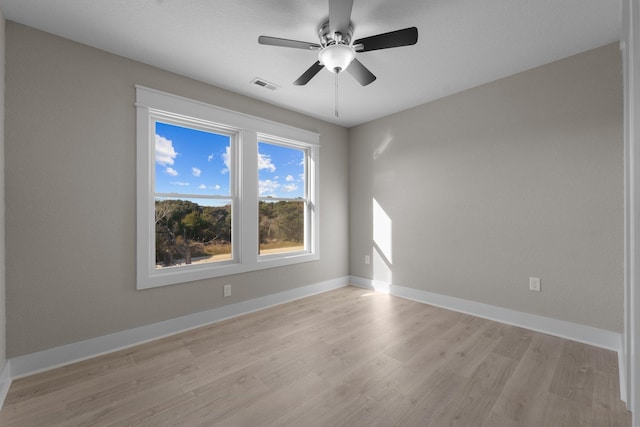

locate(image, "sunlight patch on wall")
(373, 131), (394, 160)
(373, 198), (393, 293)
(373, 198), (392, 263)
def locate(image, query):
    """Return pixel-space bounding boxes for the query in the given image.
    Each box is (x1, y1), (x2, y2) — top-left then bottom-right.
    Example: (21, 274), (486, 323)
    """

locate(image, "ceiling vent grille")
(251, 78), (280, 91)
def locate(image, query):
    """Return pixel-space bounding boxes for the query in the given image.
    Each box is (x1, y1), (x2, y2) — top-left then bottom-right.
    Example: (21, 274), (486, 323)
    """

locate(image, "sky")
(154, 121), (305, 204)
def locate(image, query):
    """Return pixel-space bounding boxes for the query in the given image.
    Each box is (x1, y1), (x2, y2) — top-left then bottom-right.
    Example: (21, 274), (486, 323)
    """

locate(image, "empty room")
(0, 0), (638, 426)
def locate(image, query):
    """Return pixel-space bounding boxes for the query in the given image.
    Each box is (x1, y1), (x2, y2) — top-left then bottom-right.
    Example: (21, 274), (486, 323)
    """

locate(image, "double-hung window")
(153, 119), (237, 268)
(136, 86), (319, 289)
(258, 138), (311, 257)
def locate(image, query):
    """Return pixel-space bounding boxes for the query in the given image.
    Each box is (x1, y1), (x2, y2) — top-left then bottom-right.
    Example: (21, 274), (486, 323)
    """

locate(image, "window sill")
(138, 251), (319, 290)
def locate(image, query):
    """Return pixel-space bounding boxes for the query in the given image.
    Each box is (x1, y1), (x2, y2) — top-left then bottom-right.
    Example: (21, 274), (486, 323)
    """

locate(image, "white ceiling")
(0, 0), (621, 127)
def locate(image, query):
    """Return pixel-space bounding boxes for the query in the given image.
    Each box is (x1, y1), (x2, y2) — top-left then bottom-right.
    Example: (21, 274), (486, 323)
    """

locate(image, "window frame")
(136, 86), (319, 289)
(152, 114), (239, 269)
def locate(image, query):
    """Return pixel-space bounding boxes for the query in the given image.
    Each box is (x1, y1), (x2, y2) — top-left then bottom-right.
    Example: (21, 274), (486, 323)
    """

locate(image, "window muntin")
(137, 86), (319, 289)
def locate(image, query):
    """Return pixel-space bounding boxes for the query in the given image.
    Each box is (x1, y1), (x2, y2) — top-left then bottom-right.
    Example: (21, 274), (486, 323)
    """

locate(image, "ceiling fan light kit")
(319, 44), (355, 73)
(258, 0), (418, 116)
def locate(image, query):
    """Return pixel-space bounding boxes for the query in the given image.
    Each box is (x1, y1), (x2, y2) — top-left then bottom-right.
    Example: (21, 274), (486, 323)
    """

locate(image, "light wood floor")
(0, 286), (631, 426)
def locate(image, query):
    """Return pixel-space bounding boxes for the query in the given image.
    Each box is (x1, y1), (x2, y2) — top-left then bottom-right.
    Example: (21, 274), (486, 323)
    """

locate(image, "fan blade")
(329, 0), (354, 36)
(354, 27), (418, 52)
(347, 59), (376, 86)
(258, 36), (321, 50)
(294, 61), (325, 85)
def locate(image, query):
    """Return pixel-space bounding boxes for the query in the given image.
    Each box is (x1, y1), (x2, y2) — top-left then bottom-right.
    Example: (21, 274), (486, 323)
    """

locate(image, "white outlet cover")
(529, 277), (541, 292)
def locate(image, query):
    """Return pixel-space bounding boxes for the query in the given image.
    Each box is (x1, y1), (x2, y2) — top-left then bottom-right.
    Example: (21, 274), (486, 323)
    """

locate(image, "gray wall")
(0, 9), (6, 370)
(349, 43), (623, 332)
(5, 23), (349, 357)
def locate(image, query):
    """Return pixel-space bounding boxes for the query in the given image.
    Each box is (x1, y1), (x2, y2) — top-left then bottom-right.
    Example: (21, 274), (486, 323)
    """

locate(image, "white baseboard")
(8, 276), (350, 380)
(349, 276), (623, 352)
(618, 348), (627, 404)
(0, 361), (11, 409)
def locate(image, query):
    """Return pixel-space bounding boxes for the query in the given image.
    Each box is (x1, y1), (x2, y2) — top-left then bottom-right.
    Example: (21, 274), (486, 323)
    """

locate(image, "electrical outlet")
(364, 255), (371, 265)
(529, 277), (541, 292)
(224, 284), (231, 297)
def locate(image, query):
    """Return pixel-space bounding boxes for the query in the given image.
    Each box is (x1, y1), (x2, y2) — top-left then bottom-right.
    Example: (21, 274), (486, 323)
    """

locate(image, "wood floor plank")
(266, 358), (398, 427)
(119, 367), (271, 426)
(383, 308), (463, 363)
(485, 333), (565, 426)
(549, 340), (597, 406)
(338, 389), (417, 427)
(0, 286), (631, 426)
(382, 320), (500, 399)
(592, 370), (633, 426)
(492, 324), (534, 360)
(211, 372), (329, 427)
(427, 352), (520, 426)
(65, 358), (198, 417)
(539, 392), (597, 427)
(392, 370), (468, 426)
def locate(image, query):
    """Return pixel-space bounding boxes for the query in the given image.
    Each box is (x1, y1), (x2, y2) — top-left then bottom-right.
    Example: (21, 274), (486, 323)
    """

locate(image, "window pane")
(155, 121), (231, 196)
(155, 197), (232, 268)
(259, 200), (304, 255)
(258, 142), (305, 198)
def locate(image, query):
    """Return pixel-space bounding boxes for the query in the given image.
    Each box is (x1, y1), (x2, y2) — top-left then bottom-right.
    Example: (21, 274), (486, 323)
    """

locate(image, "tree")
(259, 201), (304, 244)
(155, 200), (231, 267)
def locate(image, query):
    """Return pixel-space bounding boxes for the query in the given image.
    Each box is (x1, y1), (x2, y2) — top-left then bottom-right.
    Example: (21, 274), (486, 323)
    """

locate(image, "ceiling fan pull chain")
(335, 72), (339, 118)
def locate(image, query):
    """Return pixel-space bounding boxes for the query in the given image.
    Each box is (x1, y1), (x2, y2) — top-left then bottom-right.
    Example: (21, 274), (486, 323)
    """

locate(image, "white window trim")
(136, 86), (319, 289)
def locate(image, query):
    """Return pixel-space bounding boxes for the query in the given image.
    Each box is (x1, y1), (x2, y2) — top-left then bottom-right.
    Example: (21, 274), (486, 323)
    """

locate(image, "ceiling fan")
(258, 0), (418, 87)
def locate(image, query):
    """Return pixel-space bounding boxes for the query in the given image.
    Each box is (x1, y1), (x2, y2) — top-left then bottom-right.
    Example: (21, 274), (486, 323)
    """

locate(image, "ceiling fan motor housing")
(319, 20), (353, 46)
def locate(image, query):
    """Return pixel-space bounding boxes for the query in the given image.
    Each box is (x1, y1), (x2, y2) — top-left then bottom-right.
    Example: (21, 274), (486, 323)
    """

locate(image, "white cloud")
(213, 184), (221, 190)
(258, 153), (276, 172)
(155, 135), (178, 166)
(221, 146), (231, 174)
(170, 181), (190, 186)
(285, 175), (294, 182)
(192, 167), (201, 177)
(283, 184), (298, 193)
(207, 153), (214, 162)
(259, 179), (280, 195)
(198, 184), (207, 190)
(165, 167), (179, 177)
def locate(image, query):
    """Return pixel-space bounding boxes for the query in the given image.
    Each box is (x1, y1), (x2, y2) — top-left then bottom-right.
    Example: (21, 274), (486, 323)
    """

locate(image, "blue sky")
(154, 121), (305, 202)
(257, 141), (305, 199)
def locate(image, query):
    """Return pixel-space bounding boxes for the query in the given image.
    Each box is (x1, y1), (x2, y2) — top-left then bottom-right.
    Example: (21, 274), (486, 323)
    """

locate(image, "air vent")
(251, 78), (280, 91)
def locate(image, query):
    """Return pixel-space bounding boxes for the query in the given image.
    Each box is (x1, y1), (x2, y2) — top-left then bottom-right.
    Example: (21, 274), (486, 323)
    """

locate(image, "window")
(258, 139), (308, 256)
(154, 120), (236, 269)
(137, 86), (319, 289)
